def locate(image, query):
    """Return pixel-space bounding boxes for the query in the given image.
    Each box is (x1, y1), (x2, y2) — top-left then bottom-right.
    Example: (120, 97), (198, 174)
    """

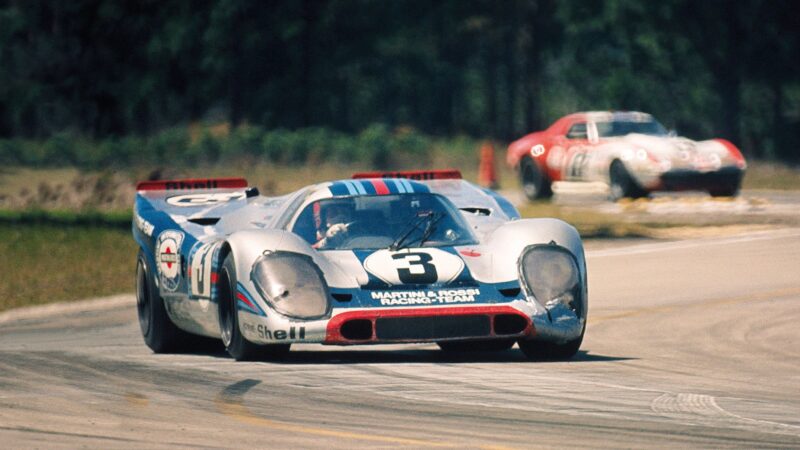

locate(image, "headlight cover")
(250, 251), (330, 319)
(519, 244), (582, 316)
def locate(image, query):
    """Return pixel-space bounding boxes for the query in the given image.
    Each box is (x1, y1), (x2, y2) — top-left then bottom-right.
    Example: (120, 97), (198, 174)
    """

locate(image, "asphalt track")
(2, 228), (800, 448)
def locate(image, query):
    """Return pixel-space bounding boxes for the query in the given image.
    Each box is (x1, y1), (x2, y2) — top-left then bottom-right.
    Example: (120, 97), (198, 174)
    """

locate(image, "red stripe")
(371, 179), (390, 195)
(236, 292), (256, 310)
(210, 272), (218, 284)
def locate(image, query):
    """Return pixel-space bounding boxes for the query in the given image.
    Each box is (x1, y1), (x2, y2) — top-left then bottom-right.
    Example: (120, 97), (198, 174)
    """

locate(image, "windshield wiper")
(389, 211), (438, 251)
(407, 212), (443, 249)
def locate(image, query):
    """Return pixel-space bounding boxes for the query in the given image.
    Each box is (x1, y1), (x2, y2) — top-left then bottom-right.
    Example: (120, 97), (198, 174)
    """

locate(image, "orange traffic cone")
(478, 141), (499, 189)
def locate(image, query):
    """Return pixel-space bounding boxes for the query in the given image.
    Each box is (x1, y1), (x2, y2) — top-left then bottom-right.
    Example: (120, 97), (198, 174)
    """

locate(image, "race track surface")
(2, 228), (800, 448)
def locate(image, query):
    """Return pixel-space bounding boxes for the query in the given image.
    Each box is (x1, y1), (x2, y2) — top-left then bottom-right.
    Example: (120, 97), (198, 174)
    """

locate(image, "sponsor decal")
(189, 241), (222, 298)
(567, 149), (590, 178)
(371, 288), (480, 306)
(236, 283), (266, 316)
(241, 321), (257, 334)
(530, 144), (545, 157)
(135, 214), (154, 237)
(167, 180), (219, 190)
(156, 230), (184, 292)
(166, 192), (245, 207)
(459, 249), (481, 257)
(363, 248), (464, 286)
(137, 178), (248, 191)
(256, 324), (306, 340)
(352, 169), (462, 180)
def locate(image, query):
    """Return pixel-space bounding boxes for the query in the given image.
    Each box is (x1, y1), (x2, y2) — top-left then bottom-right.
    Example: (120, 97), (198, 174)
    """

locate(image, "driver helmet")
(321, 199), (354, 228)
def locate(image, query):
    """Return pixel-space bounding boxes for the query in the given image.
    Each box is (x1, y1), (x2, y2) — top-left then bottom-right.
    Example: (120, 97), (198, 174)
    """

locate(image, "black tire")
(218, 254), (290, 361)
(520, 157), (553, 201)
(708, 184), (740, 197)
(518, 325), (585, 361)
(608, 160), (648, 201)
(136, 249), (195, 353)
(438, 339), (515, 352)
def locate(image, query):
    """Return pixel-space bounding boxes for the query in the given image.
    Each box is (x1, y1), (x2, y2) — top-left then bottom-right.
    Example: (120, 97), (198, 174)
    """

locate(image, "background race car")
(507, 111), (747, 200)
(133, 170), (588, 361)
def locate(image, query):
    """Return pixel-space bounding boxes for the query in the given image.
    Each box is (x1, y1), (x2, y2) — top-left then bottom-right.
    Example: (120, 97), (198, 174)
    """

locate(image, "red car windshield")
(596, 119), (668, 137)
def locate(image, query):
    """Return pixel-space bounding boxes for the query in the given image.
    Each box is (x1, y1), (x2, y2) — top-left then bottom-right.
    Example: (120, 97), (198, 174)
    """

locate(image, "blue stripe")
(351, 180), (368, 195)
(328, 182), (351, 196)
(236, 282), (266, 316)
(343, 181), (358, 195)
(339, 180), (352, 195)
(400, 179), (414, 193)
(361, 180), (378, 195)
(391, 179), (407, 194)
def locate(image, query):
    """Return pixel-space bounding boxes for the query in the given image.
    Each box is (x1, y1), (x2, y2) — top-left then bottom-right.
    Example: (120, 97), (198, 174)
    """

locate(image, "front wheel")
(608, 160), (648, 201)
(520, 157), (553, 201)
(518, 330), (584, 361)
(218, 254), (290, 361)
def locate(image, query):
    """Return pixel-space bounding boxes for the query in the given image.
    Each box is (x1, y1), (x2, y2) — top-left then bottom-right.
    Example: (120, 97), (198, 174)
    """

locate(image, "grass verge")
(0, 224), (136, 313)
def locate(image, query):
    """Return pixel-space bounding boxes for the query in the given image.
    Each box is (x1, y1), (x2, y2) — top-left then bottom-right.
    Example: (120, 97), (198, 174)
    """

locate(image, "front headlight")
(519, 245), (581, 315)
(251, 251), (330, 319)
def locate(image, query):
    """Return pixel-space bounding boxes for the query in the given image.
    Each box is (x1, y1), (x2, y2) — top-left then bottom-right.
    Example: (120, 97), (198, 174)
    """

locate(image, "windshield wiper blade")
(389, 211), (434, 251)
(405, 212), (443, 249)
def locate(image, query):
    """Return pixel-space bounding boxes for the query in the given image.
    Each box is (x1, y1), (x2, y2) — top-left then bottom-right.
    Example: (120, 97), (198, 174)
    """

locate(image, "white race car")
(507, 111), (747, 200)
(133, 170), (587, 361)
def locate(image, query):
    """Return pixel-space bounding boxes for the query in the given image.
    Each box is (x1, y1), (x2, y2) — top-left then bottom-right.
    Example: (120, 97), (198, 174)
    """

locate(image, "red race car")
(506, 111), (746, 200)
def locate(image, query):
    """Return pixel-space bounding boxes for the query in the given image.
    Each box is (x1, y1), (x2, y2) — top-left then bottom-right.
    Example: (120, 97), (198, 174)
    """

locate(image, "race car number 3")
(364, 248), (464, 285)
(392, 252), (437, 283)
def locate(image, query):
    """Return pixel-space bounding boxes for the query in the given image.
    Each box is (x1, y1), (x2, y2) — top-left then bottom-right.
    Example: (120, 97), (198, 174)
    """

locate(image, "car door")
(556, 121), (592, 181)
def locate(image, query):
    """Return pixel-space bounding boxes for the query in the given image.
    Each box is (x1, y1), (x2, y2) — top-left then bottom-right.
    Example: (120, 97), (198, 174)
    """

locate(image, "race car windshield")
(596, 119), (668, 137)
(291, 193), (478, 250)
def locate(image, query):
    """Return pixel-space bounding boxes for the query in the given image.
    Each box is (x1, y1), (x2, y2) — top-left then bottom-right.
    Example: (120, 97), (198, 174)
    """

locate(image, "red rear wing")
(136, 177), (248, 191)
(352, 169), (462, 180)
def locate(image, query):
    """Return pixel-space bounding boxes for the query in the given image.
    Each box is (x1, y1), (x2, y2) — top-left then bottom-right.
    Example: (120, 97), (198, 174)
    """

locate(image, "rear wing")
(136, 177), (248, 191)
(352, 169), (461, 180)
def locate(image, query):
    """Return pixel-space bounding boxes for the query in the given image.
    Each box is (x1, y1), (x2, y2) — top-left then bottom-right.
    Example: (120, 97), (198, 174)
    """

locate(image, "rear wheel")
(136, 250), (195, 353)
(609, 160), (648, 200)
(520, 157), (553, 201)
(438, 339), (515, 352)
(218, 254), (290, 361)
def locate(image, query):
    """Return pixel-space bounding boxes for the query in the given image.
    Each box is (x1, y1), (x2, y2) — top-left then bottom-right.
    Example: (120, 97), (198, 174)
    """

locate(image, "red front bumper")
(324, 305), (535, 345)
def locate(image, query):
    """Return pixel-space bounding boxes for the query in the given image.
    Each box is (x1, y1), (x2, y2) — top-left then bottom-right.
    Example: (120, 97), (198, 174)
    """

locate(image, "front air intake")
(375, 315), (490, 340)
(493, 314), (528, 335)
(340, 319), (373, 340)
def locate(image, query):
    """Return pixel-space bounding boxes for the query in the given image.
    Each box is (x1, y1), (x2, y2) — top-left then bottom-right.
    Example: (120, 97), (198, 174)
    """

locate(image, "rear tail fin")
(352, 169), (461, 181)
(136, 177), (248, 191)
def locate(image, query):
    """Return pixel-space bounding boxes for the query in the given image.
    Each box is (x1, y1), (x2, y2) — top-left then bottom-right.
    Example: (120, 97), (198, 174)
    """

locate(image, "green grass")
(0, 209), (132, 227)
(0, 224), (137, 312)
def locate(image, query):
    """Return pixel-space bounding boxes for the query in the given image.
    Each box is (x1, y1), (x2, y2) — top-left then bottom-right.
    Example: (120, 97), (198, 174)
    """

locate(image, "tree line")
(1, 0), (798, 161)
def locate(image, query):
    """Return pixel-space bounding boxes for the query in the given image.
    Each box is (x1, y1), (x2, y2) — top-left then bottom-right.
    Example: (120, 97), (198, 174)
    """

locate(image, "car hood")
(321, 245), (492, 287)
(318, 246), (522, 309)
(604, 133), (736, 168)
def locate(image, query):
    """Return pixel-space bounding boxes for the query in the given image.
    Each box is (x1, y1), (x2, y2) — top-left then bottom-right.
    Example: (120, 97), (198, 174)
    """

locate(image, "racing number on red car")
(567, 149), (590, 179)
(392, 252), (438, 284)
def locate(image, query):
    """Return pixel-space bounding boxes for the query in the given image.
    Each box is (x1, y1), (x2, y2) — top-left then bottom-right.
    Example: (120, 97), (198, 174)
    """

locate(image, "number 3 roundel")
(363, 248), (465, 285)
